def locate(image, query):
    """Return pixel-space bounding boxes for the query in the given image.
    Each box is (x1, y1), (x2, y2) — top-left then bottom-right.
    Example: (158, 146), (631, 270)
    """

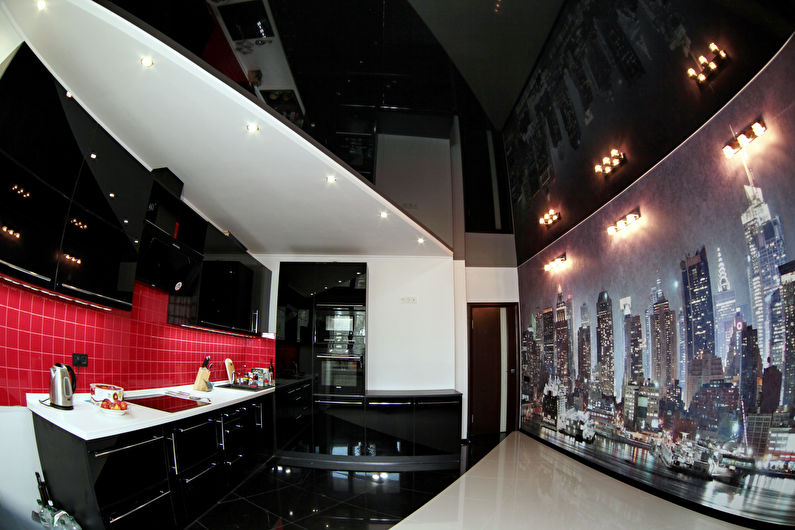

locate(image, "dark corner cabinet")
(32, 392), (274, 530)
(0, 44), (152, 310)
(166, 223), (271, 335)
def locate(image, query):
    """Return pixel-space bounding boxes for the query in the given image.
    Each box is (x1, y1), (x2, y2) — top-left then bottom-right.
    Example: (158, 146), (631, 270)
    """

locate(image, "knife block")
(193, 367), (211, 391)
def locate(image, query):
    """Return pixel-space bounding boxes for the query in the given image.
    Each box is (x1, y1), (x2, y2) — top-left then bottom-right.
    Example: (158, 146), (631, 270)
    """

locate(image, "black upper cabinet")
(57, 202), (138, 309)
(0, 45), (83, 196)
(145, 181), (207, 254)
(0, 152), (69, 288)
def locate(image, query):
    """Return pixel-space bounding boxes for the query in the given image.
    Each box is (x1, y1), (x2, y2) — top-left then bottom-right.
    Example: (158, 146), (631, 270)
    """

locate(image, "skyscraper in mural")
(742, 184), (787, 363)
(677, 308), (686, 394)
(650, 295), (677, 393)
(542, 307), (555, 377)
(555, 288), (571, 391)
(622, 299), (643, 386)
(596, 290), (615, 396)
(740, 324), (761, 417)
(780, 261), (795, 406)
(644, 277), (664, 379)
(681, 246), (716, 363)
(713, 248), (738, 363)
(578, 303), (591, 384)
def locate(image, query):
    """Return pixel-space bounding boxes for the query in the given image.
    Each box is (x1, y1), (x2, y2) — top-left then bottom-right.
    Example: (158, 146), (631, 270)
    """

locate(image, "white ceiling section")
(1, 0), (451, 257)
(409, 0), (564, 129)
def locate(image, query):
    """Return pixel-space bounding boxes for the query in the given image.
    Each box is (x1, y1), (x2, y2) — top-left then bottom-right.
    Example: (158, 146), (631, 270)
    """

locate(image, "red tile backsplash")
(0, 275), (275, 406)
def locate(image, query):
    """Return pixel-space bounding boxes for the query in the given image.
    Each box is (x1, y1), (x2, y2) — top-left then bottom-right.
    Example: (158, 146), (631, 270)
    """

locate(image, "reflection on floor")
(188, 465), (461, 529)
(397, 432), (745, 529)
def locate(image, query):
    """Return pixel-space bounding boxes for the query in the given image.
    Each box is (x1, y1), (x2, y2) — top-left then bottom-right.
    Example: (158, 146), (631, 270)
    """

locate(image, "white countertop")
(27, 383), (274, 441)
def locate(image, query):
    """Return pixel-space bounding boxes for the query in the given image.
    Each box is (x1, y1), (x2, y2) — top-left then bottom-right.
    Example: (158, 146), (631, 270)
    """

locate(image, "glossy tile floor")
(187, 465), (461, 529)
(396, 432), (745, 529)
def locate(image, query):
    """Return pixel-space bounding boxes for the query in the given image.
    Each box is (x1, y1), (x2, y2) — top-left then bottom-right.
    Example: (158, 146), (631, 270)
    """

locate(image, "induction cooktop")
(126, 395), (210, 413)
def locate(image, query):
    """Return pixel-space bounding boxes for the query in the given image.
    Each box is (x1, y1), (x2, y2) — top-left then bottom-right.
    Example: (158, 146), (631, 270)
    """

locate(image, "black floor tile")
(235, 467), (292, 497)
(199, 497), (280, 529)
(245, 484), (341, 523)
(344, 485), (435, 519)
(406, 470), (460, 495)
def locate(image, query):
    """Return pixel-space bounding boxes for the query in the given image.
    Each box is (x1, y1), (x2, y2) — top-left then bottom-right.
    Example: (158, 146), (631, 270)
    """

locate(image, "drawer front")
(105, 485), (175, 530)
(171, 417), (220, 473)
(89, 432), (169, 508)
(179, 459), (224, 522)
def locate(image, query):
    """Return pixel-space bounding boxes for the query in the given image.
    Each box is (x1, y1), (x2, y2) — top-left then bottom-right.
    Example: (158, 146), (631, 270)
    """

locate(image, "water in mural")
(519, 37), (795, 525)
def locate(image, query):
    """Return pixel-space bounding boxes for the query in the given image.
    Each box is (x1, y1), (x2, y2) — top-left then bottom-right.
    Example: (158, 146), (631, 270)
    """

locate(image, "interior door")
(469, 304), (518, 436)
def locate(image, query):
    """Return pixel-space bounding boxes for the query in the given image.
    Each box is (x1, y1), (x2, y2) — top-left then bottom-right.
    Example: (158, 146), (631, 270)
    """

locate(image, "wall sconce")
(607, 208), (641, 235)
(544, 253), (567, 272)
(539, 208), (561, 227)
(1, 226), (21, 239)
(63, 254), (82, 265)
(687, 42), (728, 85)
(722, 118), (766, 159)
(594, 149), (626, 175)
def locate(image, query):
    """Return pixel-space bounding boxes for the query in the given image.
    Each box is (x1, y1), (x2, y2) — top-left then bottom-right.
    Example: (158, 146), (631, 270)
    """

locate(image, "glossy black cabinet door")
(0, 152), (69, 288)
(57, 202), (138, 309)
(170, 416), (220, 473)
(105, 485), (176, 530)
(313, 397), (366, 456)
(0, 45), (83, 196)
(414, 398), (462, 455)
(198, 260), (254, 331)
(275, 382), (312, 452)
(365, 399), (414, 457)
(178, 458), (223, 524)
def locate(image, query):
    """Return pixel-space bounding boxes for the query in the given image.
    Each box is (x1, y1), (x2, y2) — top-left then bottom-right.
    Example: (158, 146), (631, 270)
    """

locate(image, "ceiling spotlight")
(543, 253), (567, 272)
(539, 208), (561, 227)
(595, 148), (626, 174)
(123, 219), (129, 224)
(417, 237), (425, 244)
(89, 153), (97, 159)
(37, 1), (46, 11)
(65, 90), (72, 98)
(722, 118), (766, 159)
(687, 42), (728, 85)
(108, 192), (115, 198)
(326, 175), (337, 183)
(607, 208), (642, 236)
(380, 211), (388, 219)
(246, 123), (259, 133)
(140, 56), (154, 68)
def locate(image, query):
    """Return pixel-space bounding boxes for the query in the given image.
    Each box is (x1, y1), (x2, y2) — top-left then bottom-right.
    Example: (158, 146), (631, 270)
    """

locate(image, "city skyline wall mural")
(518, 37), (795, 525)
(503, 0), (793, 263)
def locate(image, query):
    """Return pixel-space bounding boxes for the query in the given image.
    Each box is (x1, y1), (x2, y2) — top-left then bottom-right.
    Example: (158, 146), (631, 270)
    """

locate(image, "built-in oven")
(314, 304), (365, 395)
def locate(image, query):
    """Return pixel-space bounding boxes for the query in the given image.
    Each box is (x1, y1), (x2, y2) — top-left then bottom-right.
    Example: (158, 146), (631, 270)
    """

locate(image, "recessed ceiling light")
(380, 211), (388, 218)
(123, 219), (129, 224)
(89, 153), (97, 159)
(246, 123), (259, 133)
(37, 1), (46, 11)
(326, 175), (337, 183)
(65, 90), (72, 98)
(417, 237), (425, 244)
(108, 192), (115, 198)
(140, 56), (154, 68)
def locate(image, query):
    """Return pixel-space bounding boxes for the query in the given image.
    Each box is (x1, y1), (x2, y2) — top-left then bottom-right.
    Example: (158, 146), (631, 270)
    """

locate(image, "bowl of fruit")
(99, 398), (128, 415)
(90, 383), (124, 404)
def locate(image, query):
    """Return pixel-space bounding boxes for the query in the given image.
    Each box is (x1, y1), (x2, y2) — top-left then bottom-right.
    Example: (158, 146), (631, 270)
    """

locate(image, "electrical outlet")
(72, 353), (88, 367)
(400, 296), (417, 304)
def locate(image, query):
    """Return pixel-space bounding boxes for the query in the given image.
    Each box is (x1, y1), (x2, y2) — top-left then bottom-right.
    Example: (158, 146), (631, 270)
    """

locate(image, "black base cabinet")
(33, 392), (274, 530)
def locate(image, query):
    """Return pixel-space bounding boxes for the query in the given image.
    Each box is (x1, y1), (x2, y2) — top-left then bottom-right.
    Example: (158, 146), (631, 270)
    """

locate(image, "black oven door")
(314, 354), (364, 395)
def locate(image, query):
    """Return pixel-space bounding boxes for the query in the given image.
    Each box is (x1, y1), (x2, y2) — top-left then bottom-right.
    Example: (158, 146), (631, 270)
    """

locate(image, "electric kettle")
(49, 363), (77, 410)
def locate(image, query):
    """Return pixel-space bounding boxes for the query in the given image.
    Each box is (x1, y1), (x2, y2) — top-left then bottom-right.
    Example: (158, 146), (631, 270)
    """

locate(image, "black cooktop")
(126, 395), (210, 413)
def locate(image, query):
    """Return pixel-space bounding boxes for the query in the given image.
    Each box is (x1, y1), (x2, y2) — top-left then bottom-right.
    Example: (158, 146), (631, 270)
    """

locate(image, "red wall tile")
(0, 276), (274, 406)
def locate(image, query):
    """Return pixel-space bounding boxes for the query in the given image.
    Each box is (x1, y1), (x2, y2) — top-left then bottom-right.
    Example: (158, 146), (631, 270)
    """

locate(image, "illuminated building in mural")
(713, 247), (738, 362)
(542, 307), (555, 377)
(596, 290), (615, 397)
(644, 277), (664, 380)
(650, 295), (677, 393)
(742, 185), (787, 363)
(555, 288), (571, 391)
(740, 324), (762, 417)
(781, 261), (795, 406)
(624, 310), (644, 386)
(680, 246), (716, 364)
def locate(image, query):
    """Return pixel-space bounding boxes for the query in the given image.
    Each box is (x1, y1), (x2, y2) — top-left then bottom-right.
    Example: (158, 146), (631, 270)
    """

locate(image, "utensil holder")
(193, 367), (211, 391)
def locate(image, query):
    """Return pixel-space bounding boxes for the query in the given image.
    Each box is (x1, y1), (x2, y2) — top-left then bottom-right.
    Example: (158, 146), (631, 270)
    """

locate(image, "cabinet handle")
(176, 419), (213, 433)
(0, 258), (50, 281)
(184, 462), (217, 485)
(417, 400), (460, 405)
(108, 490), (170, 525)
(61, 283), (131, 309)
(316, 355), (362, 360)
(224, 454), (244, 466)
(170, 436), (178, 475)
(315, 400), (363, 405)
(368, 401), (411, 406)
(224, 424), (244, 435)
(93, 436), (163, 458)
(253, 403), (263, 428)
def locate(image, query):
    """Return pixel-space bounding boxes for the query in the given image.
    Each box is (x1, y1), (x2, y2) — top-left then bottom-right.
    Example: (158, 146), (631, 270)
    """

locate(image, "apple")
(101, 399), (111, 409)
(118, 401), (127, 411)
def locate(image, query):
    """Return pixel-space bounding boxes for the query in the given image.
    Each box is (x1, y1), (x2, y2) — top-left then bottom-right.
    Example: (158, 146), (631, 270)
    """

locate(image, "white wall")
(0, 407), (43, 530)
(465, 266), (519, 303)
(252, 254), (456, 391)
(0, 7), (22, 76)
(453, 260), (468, 437)
(375, 134), (453, 246)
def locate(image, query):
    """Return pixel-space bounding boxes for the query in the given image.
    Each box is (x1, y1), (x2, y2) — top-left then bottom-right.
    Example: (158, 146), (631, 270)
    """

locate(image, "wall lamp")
(687, 42), (728, 85)
(607, 208), (641, 236)
(539, 208), (561, 227)
(722, 119), (766, 159)
(594, 149), (626, 175)
(544, 253), (567, 272)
